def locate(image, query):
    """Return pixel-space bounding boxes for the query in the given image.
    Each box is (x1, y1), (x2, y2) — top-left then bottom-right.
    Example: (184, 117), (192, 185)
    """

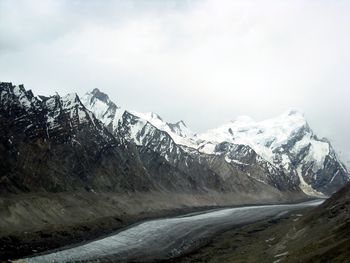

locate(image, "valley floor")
(4, 197), (349, 263)
(11, 201), (322, 262)
(0, 191), (306, 261)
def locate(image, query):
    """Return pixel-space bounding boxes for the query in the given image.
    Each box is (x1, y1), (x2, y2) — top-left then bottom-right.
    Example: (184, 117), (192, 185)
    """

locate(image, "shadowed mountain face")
(82, 88), (349, 197)
(1, 81), (349, 203)
(2, 82), (347, 195)
(0, 82), (154, 193)
(0, 82), (293, 197)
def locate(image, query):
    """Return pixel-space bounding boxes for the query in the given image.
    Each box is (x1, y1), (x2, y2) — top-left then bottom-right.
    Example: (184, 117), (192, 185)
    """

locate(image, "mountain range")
(82, 87), (349, 197)
(1, 82), (348, 196)
(0, 83), (349, 196)
(0, 81), (349, 260)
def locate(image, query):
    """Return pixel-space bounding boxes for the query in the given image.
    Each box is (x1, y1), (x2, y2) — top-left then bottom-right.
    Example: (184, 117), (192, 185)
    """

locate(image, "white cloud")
(0, 0), (349, 161)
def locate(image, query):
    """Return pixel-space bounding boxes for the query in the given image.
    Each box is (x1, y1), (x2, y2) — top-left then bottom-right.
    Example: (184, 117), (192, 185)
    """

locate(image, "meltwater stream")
(22, 200), (323, 263)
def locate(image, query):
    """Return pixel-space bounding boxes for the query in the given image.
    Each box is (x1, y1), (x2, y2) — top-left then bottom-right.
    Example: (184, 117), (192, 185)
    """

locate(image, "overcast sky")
(1, 0), (349, 162)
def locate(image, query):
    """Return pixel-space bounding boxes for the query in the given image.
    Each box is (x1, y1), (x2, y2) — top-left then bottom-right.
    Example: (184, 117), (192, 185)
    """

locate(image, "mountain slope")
(82, 89), (303, 193)
(0, 82), (155, 193)
(82, 89), (349, 196)
(276, 182), (350, 262)
(198, 110), (349, 195)
(1, 82), (305, 201)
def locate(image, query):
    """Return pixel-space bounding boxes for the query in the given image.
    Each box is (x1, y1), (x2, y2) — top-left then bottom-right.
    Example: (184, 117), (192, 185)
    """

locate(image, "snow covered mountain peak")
(178, 120), (188, 127)
(196, 109), (350, 196)
(1, 83), (37, 110)
(131, 111), (164, 124)
(2, 82), (348, 199)
(212, 109), (305, 137)
(81, 89), (198, 148)
(168, 120), (188, 132)
(62, 93), (80, 106)
(80, 88), (348, 196)
(90, 88), (116, 105)
(198, 109), (311, 161)
(129, 110), (197, 148)
(81, 88), (124, 131)
(168, 120), (194, 138)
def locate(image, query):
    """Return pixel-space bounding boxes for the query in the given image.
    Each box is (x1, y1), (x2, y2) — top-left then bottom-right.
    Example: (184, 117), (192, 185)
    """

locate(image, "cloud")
(0, 0), (349, 161)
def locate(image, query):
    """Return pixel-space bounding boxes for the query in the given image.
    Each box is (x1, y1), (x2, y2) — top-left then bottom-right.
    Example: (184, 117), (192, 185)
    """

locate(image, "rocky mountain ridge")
(82, 89), (297, 194)
(82, 88), (349, 196)
(1, 81), (348, 197)
(0, 82), (153, 193)
(1, 82), (292, 200)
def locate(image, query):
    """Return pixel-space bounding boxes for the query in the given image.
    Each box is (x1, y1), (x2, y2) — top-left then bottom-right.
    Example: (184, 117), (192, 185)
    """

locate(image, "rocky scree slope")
(277, 181), (350, 262)
(82, 88), (349, 197)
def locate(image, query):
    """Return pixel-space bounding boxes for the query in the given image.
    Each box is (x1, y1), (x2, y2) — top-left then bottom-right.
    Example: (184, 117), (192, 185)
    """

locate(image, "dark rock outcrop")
(0, 82), (152, 193)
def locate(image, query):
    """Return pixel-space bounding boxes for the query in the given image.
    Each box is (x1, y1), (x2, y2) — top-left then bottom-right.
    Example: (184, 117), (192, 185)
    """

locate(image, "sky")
(1, 0), (349, 163)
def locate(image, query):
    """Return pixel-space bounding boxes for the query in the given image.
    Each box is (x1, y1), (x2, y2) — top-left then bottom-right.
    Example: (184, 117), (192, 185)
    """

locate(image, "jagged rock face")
(109, 108), (286, 193)
(1, 82), (288, 199)
(210, 142), (298, 191)
(0, 82), (153, 193)
(82, 89), (198, 148)
(168, 120), (192, 138)
(4, 83), (344, 196)
(80, 88), (121, 133)
(81, 89), (198, 165)
(82, 89), (349, 196)
(81, 89), (301, 193)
